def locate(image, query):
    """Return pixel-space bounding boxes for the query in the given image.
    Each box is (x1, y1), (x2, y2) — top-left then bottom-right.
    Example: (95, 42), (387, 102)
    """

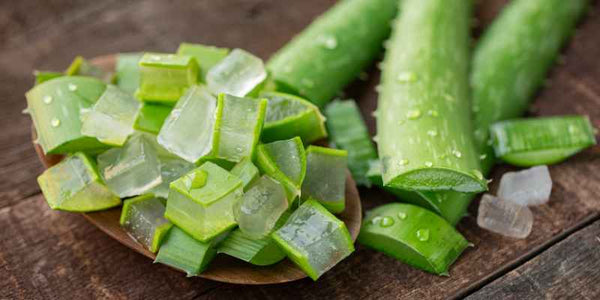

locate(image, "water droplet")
(568, 124), (578, 134)
(191, 171), (207, 189)
(479, 154), (487, 160)
(416, 229), (430, 241)
(371, 216), (383, 225)
(471, 169), (484, 181)
(406, 110), (421, 120)
(235, 146), (243, 153)
(398, 159), (409, 166)
(397, 211), (407, 220)
(424, 161), (433, 167)
(43, 95), (53, 104)
(321, 35), (338, 50)
(396, 72), (417, 83)
(428, 110), (439, 117)
(427, 130), (438, 137)
(68, 84), (78, 91)
(380, 216), (394, 227)
(372, 135), (379, 143)
(51, 118), (61, 127)
(453, 150), (462, 158)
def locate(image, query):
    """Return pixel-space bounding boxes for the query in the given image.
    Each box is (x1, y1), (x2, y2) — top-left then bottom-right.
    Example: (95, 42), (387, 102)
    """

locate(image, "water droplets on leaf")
(379, 216), (394, 227)
(397, 211), (407, 220)
(51, 118), (61, 128)
(406, 110), (421, 120)
(398, 159), (409, 166)
(427, 110), (439, 117)
(453, 150), (462, 158)
(371, 216), (383, 225)
(396, 72), (417, 83)
(427, 130), (438, 137)
(43, 95), (53, 104)
(68, 84), (78, 92)
(319, 34), (338, 50)
(480, 154), (487, 160)
(424, 161), (433, 168)
(416, 229), (430, 242)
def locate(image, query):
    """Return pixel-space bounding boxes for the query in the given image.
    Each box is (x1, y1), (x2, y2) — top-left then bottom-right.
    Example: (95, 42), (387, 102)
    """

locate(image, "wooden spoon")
(31, 54), (363, 285)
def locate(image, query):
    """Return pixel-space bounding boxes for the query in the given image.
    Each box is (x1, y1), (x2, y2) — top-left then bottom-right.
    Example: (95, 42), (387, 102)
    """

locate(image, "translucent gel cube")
(302, 146), (347, 213)
(119, 195), (172, 253)
(206, 49), (267, 97)
(498, 166), (552, 206)
(477, 194), (533, 239)
(97, 134), (162, 197)
(230, 157), (260, 190)
(256, 137), (306, 203)
(136, 53), (198, 103)
(149, 157), (195, 199)
(176, 43), (230, 82)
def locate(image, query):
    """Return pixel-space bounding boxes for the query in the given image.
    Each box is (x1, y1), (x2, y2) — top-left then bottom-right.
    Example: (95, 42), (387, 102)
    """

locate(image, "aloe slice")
(165, 162), (243, 242)
(206, 49), (267, 97)
(149, 157), (195, 198)
(255, 137), (306, 203)
(65, 56), (112, 82)
(133, 103), (173, 134)
(230, 157), (260, 191)
(359, 203), (469, 275)
(273, 199), (354, 280)
(34, 71), (63, 85)
(261, 92), (327, 144)
(490, 116), (597, 167)
(115, 53), (143, 94)
(120, 195), (172, 253)
(176, 43), (229, 82)
(37, 153), (121, 212)
(302, 146), (347, 214)
(26, 76), (109, 154)
(136, 53), (198, 104)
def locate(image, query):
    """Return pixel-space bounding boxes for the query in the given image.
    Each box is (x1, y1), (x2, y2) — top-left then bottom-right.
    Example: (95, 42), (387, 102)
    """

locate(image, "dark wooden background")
(1, 0), (599, 299)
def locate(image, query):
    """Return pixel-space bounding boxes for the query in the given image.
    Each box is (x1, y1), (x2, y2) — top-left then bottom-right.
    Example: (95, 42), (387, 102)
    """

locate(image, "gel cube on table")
(149, 157), (195, 199)
(119, 194), (172, 253)
(176, 43), (229, 82)
(498, 166), (552, 206)
(230, 157), (260, 190)
(136, 53), (198, 104)
(302, 146), (347, 213)
(477, 194), (533, 239)
(206, 49), (267, 97)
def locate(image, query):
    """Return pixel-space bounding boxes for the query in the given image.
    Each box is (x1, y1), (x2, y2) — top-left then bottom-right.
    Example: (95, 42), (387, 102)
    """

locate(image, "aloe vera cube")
(498, 166), (552, 207)
(133, 103), (173, 134)
(136, 53), (198, 103)
(165, 162), (243, 242)
(477, 194), (533, 239)
(176, 43), (230, 82)
(37, 153), (121, 212)
(149, 157), (195, 198)
(80, 85), (141, 146)
(97, 134), (162, 198)
(34, 71), (63, 85)
(115, 53), (143, 94)
(26, 76), (109, 154)
(230, 157), (260, 190)
(65, 56), (112, 82)
(255, 137), (306, 203)
(359, 203), (469, 275)
(273, 199), (354, 280)
(302, 146), (347, 214)
(155, 226), (227, 276)
(234, 176), (289, 239)
(119, 195), (172, 252)
(206, 49), (267, 97)
(261, 92), (327, 144)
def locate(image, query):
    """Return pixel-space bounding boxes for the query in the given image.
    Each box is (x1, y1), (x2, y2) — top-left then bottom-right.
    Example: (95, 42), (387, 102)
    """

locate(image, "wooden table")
(1, 1), (599, 299)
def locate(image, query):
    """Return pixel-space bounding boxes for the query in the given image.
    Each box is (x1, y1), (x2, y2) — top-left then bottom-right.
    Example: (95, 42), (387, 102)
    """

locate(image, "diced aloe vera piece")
(366, 159), (384, 187)
(490, 116), (597, 167)
(176, 43), (230, 82)
(165, 162), (243, 242)
(155, 226), (227, 276)
(37, 153), (121, 212)
(256, 137), (307, 203)
(119, 195), (172, 252)
(218, 210), (291, 266)
(34, 71), (63, 85)
(97, 134), (162, 197)
(26, 76), (109, 154)
(149, 157), (195, 198)
(133, 103), (173, 134)
(261, 92), (327, 144)
(115, 53), (143, 94)
(302, 146), (347, 213)
(80, 85), (141, 146)
(206, 49), (267, 97)
(135, 53), (198, 103)
(230, 157), (260, 190)
(234, 176), (289, 239)
(359, 203), (469, 275)
(273, 199), (354, 280)
(65, 56), (112, 82)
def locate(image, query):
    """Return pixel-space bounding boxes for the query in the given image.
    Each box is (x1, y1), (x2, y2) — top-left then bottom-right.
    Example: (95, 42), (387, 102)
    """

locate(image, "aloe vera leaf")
(490, 116), (597, 167)
(65, 56), (112, 82)
(267, 0), (398, 107)
(272, 199), (354, 280)
(115, 53), (143, 94)
(135, 53), (198, 104)
(176, 43), (229, 82)
(301, 146), (347, 214)
(34, 71), (63, 85)
(325, 99), (376, 187)
(165, 162), (243, 242)
(230, 157), (260, 191)
(206, 49), (267, 97)
(133, 103), (173, 135)
(120, 195), (172, 253)
(260, 92), (327, 144)
(37, 153), (121, 212)
(377, 0), (486, 193)
(26, 76), (109, 154)
(358, 203), (469, 275)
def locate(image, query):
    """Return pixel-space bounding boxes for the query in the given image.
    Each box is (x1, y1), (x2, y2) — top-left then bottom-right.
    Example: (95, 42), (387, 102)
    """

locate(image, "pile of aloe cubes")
(28, 43), (354, 280)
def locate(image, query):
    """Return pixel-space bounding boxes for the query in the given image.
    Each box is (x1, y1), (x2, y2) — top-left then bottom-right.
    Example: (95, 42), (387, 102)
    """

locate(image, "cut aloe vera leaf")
(80, 85), (141, 146)
(273, 199), (354, 280)
(206, 49), (267, 97)
(26, 76), (109, 154)
(366, 159), (384, 187)
(260, 92), (327, 144)
(325, 99), (376, 187)
(218, 210), (291, 266)
(490, 116), (597, 167)
(135, 53), (198, 104)
(133, 103), (173, 134)
(302, 146), (347, 214)
(34, 71), (63, 85)
(149, 157), (195, 198)
(255, 137), (307, 203)
(359, 203), (469, 275)
(65, 56), (112, 82)
(377, 0), (486, 193)
(154, 226), (228, 276)
(234, 176), (289, 239)
(120, 195), (172, 253)
(165, 162), (243, 242)
(176, 43), (230, 82)
(37, 153), (121, 212)
(230, 157), (260, 191)
(267, 0), (397, 107)
(115, 53), (143, 94)
(97, 134), (162, 198)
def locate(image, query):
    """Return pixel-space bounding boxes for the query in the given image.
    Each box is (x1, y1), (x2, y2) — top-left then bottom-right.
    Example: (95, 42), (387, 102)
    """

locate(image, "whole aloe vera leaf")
(176, 43), (229, 82)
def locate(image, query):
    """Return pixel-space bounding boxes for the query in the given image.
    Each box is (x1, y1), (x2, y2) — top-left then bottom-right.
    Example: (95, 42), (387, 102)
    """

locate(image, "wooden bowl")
(31, 55), (362, 285)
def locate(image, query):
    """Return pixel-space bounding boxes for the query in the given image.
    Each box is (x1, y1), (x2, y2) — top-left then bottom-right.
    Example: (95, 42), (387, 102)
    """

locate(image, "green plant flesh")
(120, 195), (172, 253)
(134, 103), (173, 134)
(176, 43), (229, 82)
(230, 157), (260, 191)
(115, 53), (143, 94)
(302, 146), (347, 214)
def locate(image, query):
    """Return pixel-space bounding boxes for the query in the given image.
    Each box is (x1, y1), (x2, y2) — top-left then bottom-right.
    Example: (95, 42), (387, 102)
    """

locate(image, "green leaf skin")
(358, 203), (469, 275)
(176, 43), (230, 82)
(325, 99), (377, 187)
(115, 53), (143, 94)
(134, 103), (173, 134)
(302, 146), (347, 214)
(26, 76), (109, 155)
(267, 0), (398, 107)
(65, 56), (112, 82)
(136, 53), (199, 104)
(491, 116), (597, 167)
(377, 0), (486, 193)
(120, 195), (172, 253)
(37, 153), (121, 212)
(230, 157), (260, 191)
(34, 71), (63, 85)
(260, 92), (327, 144)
